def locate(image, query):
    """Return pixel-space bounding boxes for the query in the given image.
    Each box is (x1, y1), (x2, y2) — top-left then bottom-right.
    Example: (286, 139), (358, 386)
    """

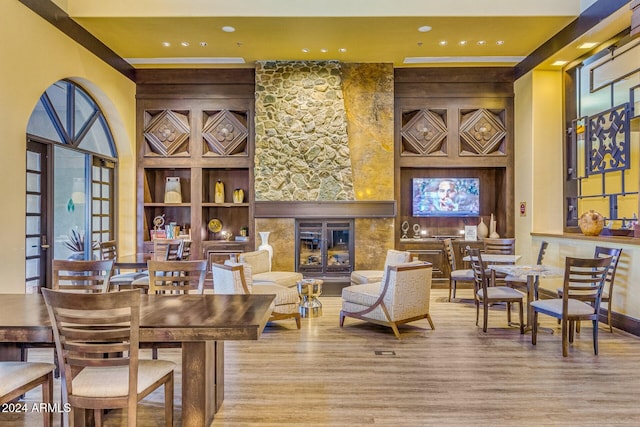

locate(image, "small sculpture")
(214, 179), (225, 203)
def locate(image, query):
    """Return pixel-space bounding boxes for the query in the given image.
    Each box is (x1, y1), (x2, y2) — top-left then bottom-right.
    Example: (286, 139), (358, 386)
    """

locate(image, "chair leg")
(165, 373), (174, 427)
(426, 314), (435, 330)
(294, 313), (301, 329)
(593, 319), (599, 355)
(531, 311), (538, 345)
(569, 320), (575, 343)
(576, 320), (581, 334)
(561, 319), (568, 357)
(483, 301), (489, 333)
(518, 301), (524, 334)
(390, 322), (402, 339)
(339, 312), (345, 327)
(506, 302), (512, 324)
(448, 278), (453, 302)
(152, 347), (158, 360)
(475, 298), (480, 326)
(607, 300), (613, 333)
(43, 372), (53, 427)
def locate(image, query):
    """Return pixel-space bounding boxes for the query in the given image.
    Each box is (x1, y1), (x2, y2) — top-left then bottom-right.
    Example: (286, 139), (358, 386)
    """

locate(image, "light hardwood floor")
(4, 289), (640, 426)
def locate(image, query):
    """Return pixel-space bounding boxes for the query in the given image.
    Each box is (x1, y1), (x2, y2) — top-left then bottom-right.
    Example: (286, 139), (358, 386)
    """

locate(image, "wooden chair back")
(41, 288), (141, 423)
(152, 239), (183, 261)
(561, 256), (612, 314)
(178, 240), (192, 260)
(536, 241), (549, 265)
(594, 246), (622, 295)
(147, 260), (207, 294)
(52, 259), (114, 293)
(443, 238), (456, 271)
(99, 240), (118, 260)
(468, 247), (490, 294)
(483, 238), (516, 255)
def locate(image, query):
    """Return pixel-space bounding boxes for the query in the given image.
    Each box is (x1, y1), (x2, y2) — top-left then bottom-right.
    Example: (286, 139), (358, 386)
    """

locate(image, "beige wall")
(0, 2), (136, 293)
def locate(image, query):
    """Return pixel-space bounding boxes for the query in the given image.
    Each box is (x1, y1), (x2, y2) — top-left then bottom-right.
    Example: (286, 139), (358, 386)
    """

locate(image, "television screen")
(412, 177), (480, 217)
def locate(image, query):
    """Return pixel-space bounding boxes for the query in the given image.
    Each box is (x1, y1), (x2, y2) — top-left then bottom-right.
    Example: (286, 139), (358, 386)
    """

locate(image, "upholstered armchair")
(340, 262), (434, 339)
(349, 249), (411, 286)
(212, 262), (301, 329)
(238, 250), (303, 288)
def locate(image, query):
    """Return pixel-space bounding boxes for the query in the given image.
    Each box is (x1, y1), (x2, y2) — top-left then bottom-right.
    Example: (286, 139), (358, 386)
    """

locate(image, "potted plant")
(64, 228), (98, 260)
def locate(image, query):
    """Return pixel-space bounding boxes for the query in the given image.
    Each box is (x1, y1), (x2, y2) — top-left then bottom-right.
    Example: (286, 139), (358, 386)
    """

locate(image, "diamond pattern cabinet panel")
(459, 109), (506, 156)
(143, 110), (191, 157)
(400, 109), (448, 156)
(203, 110), (248, 157)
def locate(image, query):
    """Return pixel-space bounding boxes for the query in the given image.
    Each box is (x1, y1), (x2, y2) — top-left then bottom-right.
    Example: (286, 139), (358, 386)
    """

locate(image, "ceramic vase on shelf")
(233, 188), (244, 203)
(579, 210), (605, 236)
(214, 179), (225, 203)
(489, 213), (500, 238)
(258, 231), (273, 270)
(477, 217), (489, 239)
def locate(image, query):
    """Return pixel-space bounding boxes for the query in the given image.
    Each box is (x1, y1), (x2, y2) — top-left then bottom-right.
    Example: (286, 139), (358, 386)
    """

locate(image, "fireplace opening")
(295, 219), (354, 280)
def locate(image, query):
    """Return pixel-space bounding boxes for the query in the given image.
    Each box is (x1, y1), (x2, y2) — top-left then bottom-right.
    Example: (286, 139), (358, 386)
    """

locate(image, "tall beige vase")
(477, 218), (489, 239)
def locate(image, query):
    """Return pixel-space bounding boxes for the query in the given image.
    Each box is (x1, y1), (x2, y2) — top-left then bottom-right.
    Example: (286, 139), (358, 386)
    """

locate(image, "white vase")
(258, 231), (273, 270)
(477, 218), (489, 239)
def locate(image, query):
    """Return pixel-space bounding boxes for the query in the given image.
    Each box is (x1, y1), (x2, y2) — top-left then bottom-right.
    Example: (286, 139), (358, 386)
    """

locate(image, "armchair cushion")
(350, 270), (384, 286)
(239, 250), (271, 275)
(253, 271), (303, 288)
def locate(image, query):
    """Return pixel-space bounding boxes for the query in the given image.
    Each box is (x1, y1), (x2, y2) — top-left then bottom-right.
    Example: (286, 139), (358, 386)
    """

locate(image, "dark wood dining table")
(114, 253), (154, 269)
(0, 293), (275, 427)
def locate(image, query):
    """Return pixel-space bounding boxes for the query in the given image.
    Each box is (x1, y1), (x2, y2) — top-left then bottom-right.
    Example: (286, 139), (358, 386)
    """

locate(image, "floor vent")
(374, 350), (396, 356)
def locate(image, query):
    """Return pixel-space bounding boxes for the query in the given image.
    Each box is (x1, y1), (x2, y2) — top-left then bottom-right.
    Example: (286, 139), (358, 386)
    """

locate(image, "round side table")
(297, 279), (323, 318)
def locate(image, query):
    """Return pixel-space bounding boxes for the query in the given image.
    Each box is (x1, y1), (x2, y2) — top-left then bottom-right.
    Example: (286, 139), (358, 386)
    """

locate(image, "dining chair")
(41, 288), (175, 427)
(443, 238), (474, 302)
(178, 240), (192, 260)
(146, 259), (207, 295)
(138, 259), (207, 359)
(0, 361), (56, 427)
(506, 241), (548, 298)
(531, 255), (612, 357)
(99, 240), (148, 289)
(468, 247), (525, 333)
(153, 238), (183, 261)
(52, 259), (114, 293)
(212, 262), (301, 329)
(557, 246), (622, 333)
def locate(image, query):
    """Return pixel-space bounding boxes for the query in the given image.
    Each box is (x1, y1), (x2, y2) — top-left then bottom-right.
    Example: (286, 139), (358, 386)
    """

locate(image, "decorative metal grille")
(586, 103), (630, 175)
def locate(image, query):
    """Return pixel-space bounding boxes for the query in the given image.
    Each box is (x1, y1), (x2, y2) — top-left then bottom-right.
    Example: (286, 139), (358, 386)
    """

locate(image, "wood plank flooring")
(4, 289), (640, 426)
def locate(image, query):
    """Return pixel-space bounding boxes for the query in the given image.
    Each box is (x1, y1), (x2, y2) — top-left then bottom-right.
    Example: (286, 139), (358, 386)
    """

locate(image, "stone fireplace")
(253, 61), (396, 283)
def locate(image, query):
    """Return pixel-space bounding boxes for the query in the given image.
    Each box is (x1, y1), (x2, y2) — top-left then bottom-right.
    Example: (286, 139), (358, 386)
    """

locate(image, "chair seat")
(451, 269), (474, 280)
(253, 271), (303, 288)
(72, 359), (175, 398)
(477, 286), (524, 300)
(341, 283), (381, 307)
(0, 362), (55, 396)
(350, 270), (383, 285)
(251, 282), (300, 305)
(531, 298), (595, 317)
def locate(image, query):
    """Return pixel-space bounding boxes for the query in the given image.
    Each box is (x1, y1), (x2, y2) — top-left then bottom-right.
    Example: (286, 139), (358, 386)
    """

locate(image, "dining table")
(488, 264), (564, 332)
(0, 293), (275, 427)
(114, 252), (154, 269)
(462, 253), (521, 264)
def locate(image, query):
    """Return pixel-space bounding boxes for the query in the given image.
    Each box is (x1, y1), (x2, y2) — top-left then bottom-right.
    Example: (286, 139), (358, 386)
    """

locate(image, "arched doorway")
(25, 80), (118, 293)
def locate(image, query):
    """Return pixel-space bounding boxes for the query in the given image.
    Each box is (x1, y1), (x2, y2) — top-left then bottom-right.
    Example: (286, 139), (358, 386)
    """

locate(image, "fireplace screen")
(296, 220), (354, 277)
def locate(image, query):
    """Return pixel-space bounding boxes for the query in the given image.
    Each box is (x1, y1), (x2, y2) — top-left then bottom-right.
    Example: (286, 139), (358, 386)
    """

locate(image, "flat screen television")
(412, 177), (480, 217)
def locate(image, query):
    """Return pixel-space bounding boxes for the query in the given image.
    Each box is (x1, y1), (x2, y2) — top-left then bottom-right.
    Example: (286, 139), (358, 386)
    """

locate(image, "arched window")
(26, 80), (117, 291)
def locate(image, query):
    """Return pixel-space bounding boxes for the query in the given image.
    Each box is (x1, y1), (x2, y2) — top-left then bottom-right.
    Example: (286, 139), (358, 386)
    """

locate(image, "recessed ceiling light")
(302, 48), (310, 53)
(552, 60), (568, 66)
(338, 48), (347, 53)
(320, 48), (328, 53)
(477, 40), (486, 45)
(496, 40), (505, 45)
(578, 42), (598, 49)
(459, 40), (467, 46)
(199, 42), (208, 47)
(418, 25), (432, 33)
(222, 26), (236, 33)
(161, 42), (171, 47)
(180, 42), (190, 47)
(439, 40), (448, 46)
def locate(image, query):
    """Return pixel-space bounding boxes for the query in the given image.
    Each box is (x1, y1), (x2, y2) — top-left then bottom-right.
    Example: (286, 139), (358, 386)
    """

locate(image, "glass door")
(326, 221), (354, 275)
(25, 141), (49, 293)
(297, 221), (324, 275)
